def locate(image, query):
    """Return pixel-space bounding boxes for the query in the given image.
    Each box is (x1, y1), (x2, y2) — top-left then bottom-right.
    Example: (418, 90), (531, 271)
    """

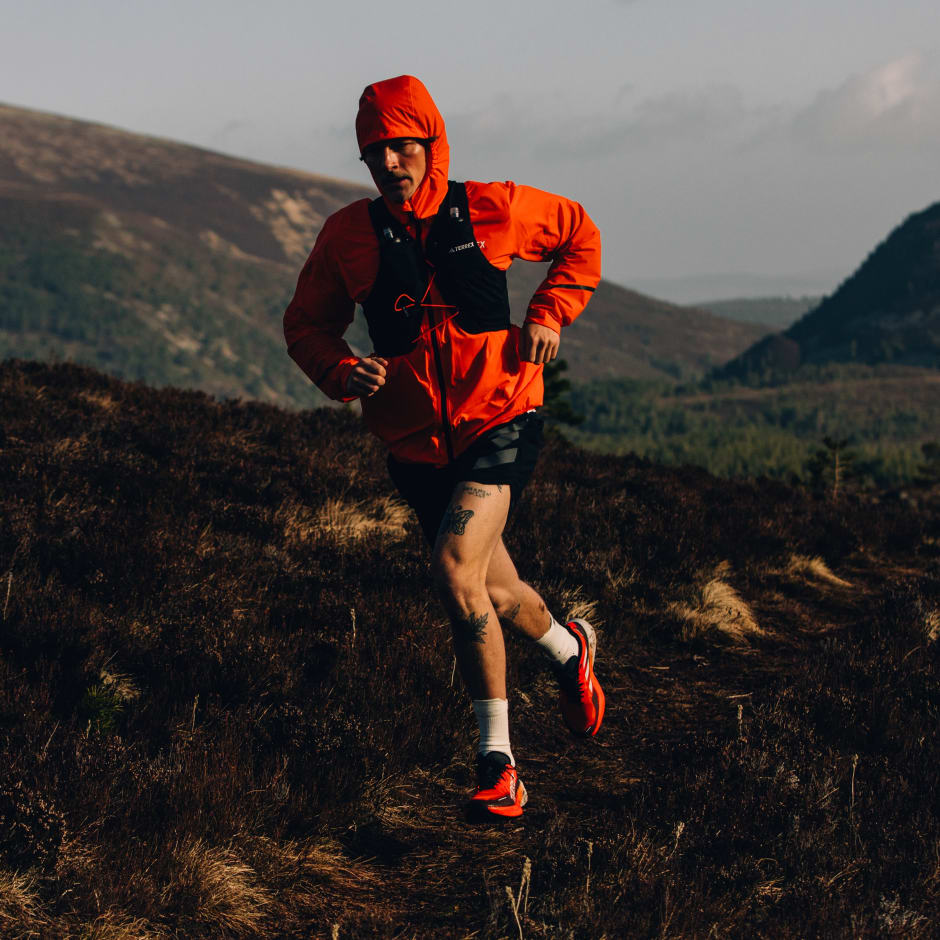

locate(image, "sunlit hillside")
(0, 102), (770, 408)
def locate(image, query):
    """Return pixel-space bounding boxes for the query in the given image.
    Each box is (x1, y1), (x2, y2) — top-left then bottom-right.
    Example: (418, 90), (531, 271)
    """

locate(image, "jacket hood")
(356, 75), (450, 221)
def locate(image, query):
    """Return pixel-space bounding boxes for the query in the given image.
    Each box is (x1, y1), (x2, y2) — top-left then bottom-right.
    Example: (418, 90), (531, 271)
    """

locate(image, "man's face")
(361, 138), (427, 204)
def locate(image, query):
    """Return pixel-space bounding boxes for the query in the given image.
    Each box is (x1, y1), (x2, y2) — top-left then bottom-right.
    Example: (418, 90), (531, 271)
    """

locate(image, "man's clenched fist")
(519, 322), (560, 365)
(346, 356), (389, 397)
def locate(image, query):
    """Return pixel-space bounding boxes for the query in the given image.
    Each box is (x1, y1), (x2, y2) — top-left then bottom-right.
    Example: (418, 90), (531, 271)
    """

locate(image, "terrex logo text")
(448, 240), (485, 254)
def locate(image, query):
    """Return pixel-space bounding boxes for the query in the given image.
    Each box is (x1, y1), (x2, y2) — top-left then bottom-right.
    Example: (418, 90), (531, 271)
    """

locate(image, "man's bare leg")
(485, 527), (604, 739)
(485, 539), (553, 640)
(431, 482), (512, 700)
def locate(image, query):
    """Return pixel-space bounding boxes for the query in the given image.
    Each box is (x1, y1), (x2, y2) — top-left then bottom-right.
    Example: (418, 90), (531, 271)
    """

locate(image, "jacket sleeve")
(283, 213), (360, 402)
(506, 183), (602, 334)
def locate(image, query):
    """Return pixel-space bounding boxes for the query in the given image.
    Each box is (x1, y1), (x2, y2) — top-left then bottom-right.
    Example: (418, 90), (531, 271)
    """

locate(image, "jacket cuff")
(523, 310), (562, 334)
(320, 358), (359, 402)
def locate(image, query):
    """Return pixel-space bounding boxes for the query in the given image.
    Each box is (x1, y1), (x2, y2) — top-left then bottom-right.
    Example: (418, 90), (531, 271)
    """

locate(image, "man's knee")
(431, 546), (483, 610)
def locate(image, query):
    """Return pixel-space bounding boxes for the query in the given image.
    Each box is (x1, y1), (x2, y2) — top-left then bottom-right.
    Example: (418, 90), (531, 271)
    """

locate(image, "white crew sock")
(534, 615), (579, 665)
(472, 698), (514, 765)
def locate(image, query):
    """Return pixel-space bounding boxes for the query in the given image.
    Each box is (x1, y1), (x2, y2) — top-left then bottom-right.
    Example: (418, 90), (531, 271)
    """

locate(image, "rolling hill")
(0, 103), (770, 406)
(719, 202), (940, 381)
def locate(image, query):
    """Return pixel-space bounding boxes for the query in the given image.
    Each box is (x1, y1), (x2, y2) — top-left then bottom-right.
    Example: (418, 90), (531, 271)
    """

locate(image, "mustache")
(380, 173), (411, 184)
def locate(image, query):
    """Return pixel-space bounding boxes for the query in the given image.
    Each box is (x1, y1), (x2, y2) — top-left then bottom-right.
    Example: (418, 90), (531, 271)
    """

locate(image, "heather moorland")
(1, 359), (938, 937)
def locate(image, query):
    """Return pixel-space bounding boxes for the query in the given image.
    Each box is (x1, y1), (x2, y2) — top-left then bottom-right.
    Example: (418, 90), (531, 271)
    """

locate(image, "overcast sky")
(3, 0), (939, 299)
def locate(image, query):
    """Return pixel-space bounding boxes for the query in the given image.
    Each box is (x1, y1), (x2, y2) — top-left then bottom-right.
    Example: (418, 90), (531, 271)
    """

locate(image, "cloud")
(791, 52), (940, 150)
(600, 85), (754, 148)
(448, 84), (767, 168)
(450, 52), (940, 173)
(446, 50), (940, 218)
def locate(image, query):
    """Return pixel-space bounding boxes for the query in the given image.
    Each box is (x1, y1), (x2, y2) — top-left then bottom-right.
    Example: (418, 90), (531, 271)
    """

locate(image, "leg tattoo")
(463, 484), (490, 499)
(455, 611), (489, 645)
(440, 504), (474, 536)
(500, 601), (521, 626)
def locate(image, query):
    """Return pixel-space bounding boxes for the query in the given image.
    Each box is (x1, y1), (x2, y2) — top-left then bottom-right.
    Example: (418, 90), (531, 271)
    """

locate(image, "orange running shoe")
(553, 619), (606, 737)
(467, 751), (527, 821)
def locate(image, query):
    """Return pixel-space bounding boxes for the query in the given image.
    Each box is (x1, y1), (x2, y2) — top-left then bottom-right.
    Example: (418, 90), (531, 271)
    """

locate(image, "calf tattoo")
(440, 504), (474, 536)
(501, 601), (521, 625)
(456, 611), (489, 644)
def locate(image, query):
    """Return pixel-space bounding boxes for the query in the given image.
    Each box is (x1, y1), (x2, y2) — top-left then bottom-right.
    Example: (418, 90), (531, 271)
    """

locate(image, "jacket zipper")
(414, 215), (455, 463)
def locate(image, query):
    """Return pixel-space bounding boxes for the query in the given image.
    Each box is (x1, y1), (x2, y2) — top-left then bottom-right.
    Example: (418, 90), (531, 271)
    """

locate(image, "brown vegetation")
(1, 359), (938, 936)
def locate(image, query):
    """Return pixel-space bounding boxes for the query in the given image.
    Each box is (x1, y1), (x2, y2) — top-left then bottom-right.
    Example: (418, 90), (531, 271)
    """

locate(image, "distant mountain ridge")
(630, 271), (840, 306)
(0, 103), (769, 406)
(697, 296), (821, 330)
(719, 202), (940, 381)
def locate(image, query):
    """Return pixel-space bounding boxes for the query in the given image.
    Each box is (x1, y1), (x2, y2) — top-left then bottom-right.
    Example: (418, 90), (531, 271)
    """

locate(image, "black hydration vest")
(362, 181), (512, 358)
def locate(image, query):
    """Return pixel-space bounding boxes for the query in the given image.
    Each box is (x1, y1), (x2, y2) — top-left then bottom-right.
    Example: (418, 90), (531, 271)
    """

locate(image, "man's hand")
(519, 322), (560, 365)
(346, 356), (389, 397)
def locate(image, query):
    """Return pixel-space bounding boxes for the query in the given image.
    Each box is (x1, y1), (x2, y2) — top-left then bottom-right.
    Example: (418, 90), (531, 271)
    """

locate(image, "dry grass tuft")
(72, 911), (164, 939)
(542, 583), (602, 627)
(367, 771), (454, 840)
(670, 579), (763, 645)
(246, 834), (369, 896)
(159, 839), (273, 937)
(786, 554), (853, 589)
(78, 389), (118, 411)
(316, 495), (410, 542)
(0, 869), (47, 937)
(278, 496), (410, 547)
(51, 434), (91, 458)
(925, 609), (940, 644)
(98, 668), (141, 703)
(240, 835), (387, 925)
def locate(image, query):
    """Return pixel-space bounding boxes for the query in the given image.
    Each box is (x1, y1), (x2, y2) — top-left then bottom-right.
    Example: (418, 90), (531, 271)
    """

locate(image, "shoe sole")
(466, 780), (528, 822)
(569, 618), (605, 737)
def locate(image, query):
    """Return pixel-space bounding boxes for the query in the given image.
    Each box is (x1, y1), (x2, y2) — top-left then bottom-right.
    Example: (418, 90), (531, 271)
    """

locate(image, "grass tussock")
(925, 609), (939, 643)
(96, 668), (141, 704)
(78, 389), (119, 411)
(71, 911), (163, 940)
(0, 869), (46, 937)
(1, 360), (938, 937)
(539, 581), (602, 628)
(669, 578), (764, 646)
(786, 553), (854, 588)
(159, 839), (273, 936)
(278, 495), (410, 547)
(243, 835), (371, 896)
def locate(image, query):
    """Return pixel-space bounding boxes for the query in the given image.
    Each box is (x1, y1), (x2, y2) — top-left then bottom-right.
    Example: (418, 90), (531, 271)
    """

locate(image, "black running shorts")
(386, 411), (545, 546)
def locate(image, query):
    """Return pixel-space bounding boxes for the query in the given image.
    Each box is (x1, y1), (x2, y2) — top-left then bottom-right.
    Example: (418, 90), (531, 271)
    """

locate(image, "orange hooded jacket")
(284, 75), (601, 466)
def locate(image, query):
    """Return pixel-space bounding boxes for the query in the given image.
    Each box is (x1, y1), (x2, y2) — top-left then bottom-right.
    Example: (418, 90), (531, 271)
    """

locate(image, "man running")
(284, 75), (604, 820)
